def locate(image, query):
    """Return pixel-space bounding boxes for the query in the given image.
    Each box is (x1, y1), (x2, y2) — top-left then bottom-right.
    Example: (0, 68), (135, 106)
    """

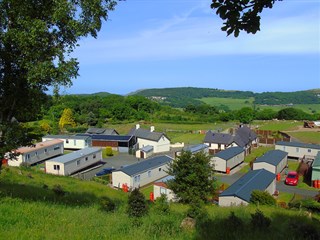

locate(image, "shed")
(211, 147), (245, 173)
(275, 141), (320, 159)
(253, 150), (288, 174)
(112, 155), (173, 189)
(42, 135), (92, 150)
(153, 175), (176, 201)
(311, 152), (320, 181)
(7, 139), (64, 167)
(136, 145), (154, 159)
(45, 147), (102, 176)
(219, 169), (276, 206)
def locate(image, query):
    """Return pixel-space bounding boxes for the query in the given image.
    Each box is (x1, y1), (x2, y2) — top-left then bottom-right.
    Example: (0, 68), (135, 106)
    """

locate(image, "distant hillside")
(133, 87), (320, 108)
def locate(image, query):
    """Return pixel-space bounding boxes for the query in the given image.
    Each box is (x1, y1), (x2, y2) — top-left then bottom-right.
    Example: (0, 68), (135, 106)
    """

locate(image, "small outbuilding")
(135, 145), (154, 159)
(311, 152), (320, 181)
(112, 155), (173, 189)
(42, 135), (92, 150)
(275, 141), (320, 159)
(211, 147), (245, 173)
(7, 139), (64, 167)
(45, 147), (102, 176)
(153, 175), (176, 201)
(253, 150), (288, 174)
(219, 169), (276, 206)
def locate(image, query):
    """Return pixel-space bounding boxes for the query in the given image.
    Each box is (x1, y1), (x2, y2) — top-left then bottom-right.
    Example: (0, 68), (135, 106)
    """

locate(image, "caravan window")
(76, 160), (81, 166)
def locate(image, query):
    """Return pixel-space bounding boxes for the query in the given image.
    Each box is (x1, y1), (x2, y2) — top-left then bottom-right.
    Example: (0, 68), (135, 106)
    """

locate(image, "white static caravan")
(8, 139), (64, 167)
(219, 169), (276, 207)
(42, 135), (92, 150)
(252, 150), (288, 174)
(211, 147), (245, 173)
(275, 141), (320, 159)
(112, 155), (173, 189)
(45, 147), (102, 176)
(153, 176), (176, 202)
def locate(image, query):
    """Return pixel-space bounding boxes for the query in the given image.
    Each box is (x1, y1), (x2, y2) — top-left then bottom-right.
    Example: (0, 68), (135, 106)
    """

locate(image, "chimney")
(136, 124), (140, 129)
(150, 126), (155, 132)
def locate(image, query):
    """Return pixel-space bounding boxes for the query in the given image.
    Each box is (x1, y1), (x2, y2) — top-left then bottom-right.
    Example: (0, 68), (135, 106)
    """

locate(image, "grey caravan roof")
(254, 150), (288, 166)
(183, 144), (208, 153)
(220, 169), (275, 202)
(116, 155), (173, 176)
(47, 147), (101, 164)
(276, 141), (320, 150)
(214, 147), (244, 160)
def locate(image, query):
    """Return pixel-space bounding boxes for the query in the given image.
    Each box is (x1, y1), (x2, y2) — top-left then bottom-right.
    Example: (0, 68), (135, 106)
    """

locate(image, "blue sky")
(66, 0), (320, 95)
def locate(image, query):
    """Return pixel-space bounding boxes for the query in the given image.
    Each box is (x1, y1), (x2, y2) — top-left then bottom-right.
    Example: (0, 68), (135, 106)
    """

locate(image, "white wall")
(138, 136), (170, 153)
(153, 185), (176, 201)
(252, 162), (276, 174)
(112, 171), (132, 188)
(211, 151), (244, 173)
(42, 137), (91, 150)
(219, 196), (248, 207)
(275, 145), (320, 158)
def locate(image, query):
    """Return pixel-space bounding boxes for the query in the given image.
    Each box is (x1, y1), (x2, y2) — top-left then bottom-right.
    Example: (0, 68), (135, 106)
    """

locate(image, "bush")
(289, 217), (320, 240)
(250, 190), (276, 206)
(105, 147), (113, 157)
(289, 199), (320, 213)
(99, 196), (116, 212)
(127, 188), (148, 217)
(226, 211), (244, 230)
(20, 162), (31, 169)
(186, 200), (207, 219)
(250, 209), (271, 230)
(154, 194), (170, 215)
(52, 184), (66, 197)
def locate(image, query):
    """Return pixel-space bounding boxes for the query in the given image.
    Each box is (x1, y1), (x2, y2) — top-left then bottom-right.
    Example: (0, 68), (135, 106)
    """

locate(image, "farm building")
(76, 134), (136, 153)
(204, 125), (258, 155)
(211, 147), (245, 173)
(252, 150), (288, 174)
(153, 175), (176, 201)
(135, 145), (153, 159)
(42, 135), (92, 150)
(311, 152), (320, 181)
(275, 141), (320, 159)
(7, 139), (64, 167)
(45, 147), (102, 176)
(85, 128), (119, 135)
(176, 144), (209, 157)
(219, 169), (276, 207)
(128, 124), (171, 154)
(112, 155), (173, 189)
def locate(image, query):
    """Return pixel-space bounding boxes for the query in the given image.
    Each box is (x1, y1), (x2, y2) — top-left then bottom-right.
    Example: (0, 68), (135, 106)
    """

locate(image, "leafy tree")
(255, 108), (277, 120)
(211, 0), (281, 37)
(167, 151), (215, 204)
(0, 0), (116, 161)
(250, 190), (276, 206)
(59, 108), (76, 129)
(237, 107), (255, 124)
(277, 108), (312, 120)
(127, 188), (148, 218)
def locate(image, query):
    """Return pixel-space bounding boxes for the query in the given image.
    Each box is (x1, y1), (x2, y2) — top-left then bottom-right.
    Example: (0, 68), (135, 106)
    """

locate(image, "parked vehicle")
(285, 171), (299, 186)
(95, 167), (114, 176)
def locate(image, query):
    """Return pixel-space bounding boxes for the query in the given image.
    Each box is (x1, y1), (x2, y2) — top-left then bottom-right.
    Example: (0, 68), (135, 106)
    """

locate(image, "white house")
(112, 155), (173, 189)
(45, 147), (102, 176)
(253, 150), (288, 174)
(211, 147), (245, 173)
(7, 139), (64, 167)
(219, 169), (276, 207)
(275, 141), (320, 159)
(128, 124), (171, 154)
(153, 175), (176, 201)
(42, 135), (92, 150)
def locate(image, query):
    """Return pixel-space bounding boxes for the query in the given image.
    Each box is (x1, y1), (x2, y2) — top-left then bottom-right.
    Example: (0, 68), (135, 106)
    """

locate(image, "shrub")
(289, 199), (320, 213)
(20, 162), (31, 169)
(52, 184), (66, 197)
(289, 218), (320, 240)
(186, 200), (207, 219)
(250, 190), (276, 206)
(99, 196), (116, 212)
(127, 188), (148, 217)
(226, 211), (244, 230)
(154, 194), (170, 215)
(250, 209), (271, 230)
(105, 147), (113, 156)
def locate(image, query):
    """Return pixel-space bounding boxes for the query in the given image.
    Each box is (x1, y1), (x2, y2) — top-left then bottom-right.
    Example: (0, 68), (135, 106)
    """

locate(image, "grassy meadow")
(288, 131), (320, 144)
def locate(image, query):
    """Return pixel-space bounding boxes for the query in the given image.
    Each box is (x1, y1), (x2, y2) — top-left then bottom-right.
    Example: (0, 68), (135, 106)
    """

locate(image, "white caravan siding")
(153, 185), (176, 201)
(253, 162), (276, 174)
(42, 136), (91, 150)
(112, 171), (133, 188)
(138, 136), (170, 153)
(275, 144), (320, 158)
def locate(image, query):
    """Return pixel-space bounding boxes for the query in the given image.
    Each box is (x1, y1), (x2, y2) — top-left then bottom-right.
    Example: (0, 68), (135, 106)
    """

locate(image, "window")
(159, 168), (162, 172)
(74, 140), (76, 146)
(283, 146), (286, 151)
(85, 157), (88, 161)
(35, 152), (38, 156)
(26, 154), (30, 160)
(76, 160), (81, 166)
(148, 171), (151, 177)
(54, 165), (60, 170)
(296, 148), (299, 153)
(160, 187), (167, 194)
(308, 149), (311, 153)
(54, 146), (60, 150)
(45, 149), (47, 153)
(66, 139), (69, 143)
(93, 154), (96, 159)
(134, 175), (140, 183)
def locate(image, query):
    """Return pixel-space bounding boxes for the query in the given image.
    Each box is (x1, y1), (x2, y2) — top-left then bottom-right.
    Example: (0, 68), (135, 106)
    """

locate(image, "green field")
(200, 97), (320, 114)
(255, 120), (302, 131)
(288, 131), (320, 144)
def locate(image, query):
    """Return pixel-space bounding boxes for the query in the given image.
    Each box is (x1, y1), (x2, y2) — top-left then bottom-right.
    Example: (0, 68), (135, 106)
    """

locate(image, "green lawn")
(255, 120), (302, 131)
(244, 146), (274, 163)
(288, 131), (320, 144)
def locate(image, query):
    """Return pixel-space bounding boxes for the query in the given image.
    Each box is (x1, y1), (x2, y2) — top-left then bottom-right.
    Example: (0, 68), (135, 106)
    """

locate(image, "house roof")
(312, 152), (320, 168)
(43, 135), (91, 140)
(140, 145), (154, 153)
(154, 175), (174, 188)
(204, 131), (233, 144)
(128, 128), (166, 142)
(76, 134), (133, 142)
(46, 147), (101, 164)
(219, 169), (276, 202)
(85, 128), (119, 135)
(233, 125), (257, 147)
(15, 139), (64, 154)
(276, 141), (320, 150)
(214, 147), (244, 160)
(183, 144), (208, 153)
(115, 155), (173, 176)
(254, 150), (288, 166)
